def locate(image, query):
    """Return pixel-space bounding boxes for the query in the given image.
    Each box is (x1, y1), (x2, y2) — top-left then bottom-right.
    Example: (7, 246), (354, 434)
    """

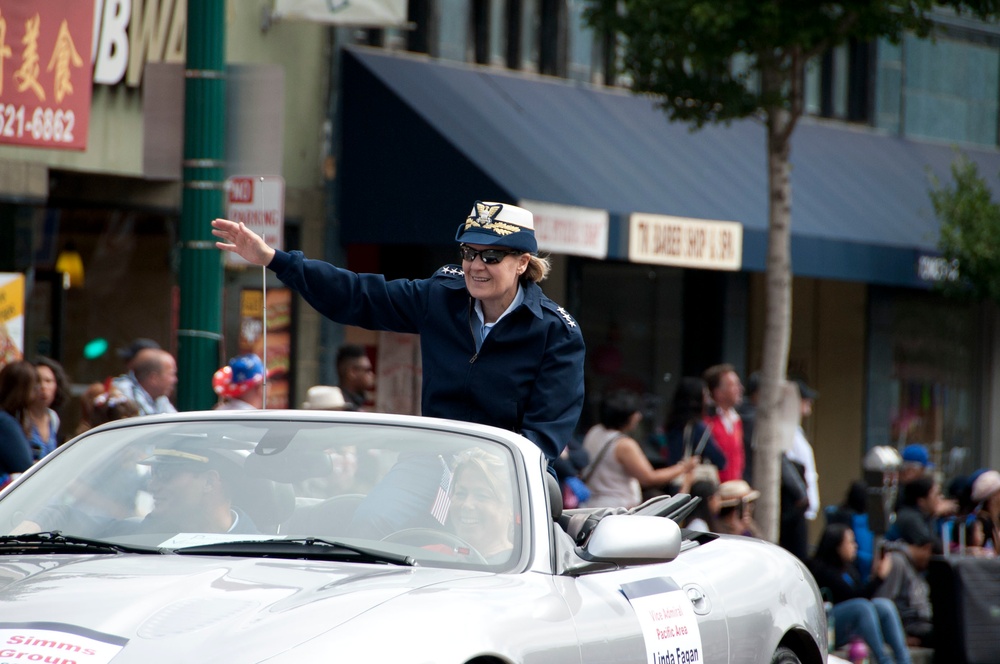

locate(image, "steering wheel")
(381, 527), (488, 564)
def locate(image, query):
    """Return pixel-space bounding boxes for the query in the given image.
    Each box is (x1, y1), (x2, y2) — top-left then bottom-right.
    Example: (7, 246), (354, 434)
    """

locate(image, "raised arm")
(212, 218), (276, 266)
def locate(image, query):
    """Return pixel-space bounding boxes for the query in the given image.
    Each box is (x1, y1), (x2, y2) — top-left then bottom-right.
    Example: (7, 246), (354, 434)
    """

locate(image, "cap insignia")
(464, 202), (522, 237)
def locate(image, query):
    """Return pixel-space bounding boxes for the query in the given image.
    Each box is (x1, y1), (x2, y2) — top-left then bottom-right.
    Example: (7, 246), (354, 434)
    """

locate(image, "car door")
(564, 551), (731, 664)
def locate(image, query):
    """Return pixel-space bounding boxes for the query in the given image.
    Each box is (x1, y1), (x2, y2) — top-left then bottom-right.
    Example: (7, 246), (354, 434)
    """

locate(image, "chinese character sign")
(0, 1), (94, 150)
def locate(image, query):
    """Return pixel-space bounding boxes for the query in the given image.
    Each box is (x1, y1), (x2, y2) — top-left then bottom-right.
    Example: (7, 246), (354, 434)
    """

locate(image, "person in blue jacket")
(212, 201), (586, 463)
(0, 360), (38, 488)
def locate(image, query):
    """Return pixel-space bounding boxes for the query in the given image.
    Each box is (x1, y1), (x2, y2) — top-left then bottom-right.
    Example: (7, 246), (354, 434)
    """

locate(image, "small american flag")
(430, 456), (453, 524)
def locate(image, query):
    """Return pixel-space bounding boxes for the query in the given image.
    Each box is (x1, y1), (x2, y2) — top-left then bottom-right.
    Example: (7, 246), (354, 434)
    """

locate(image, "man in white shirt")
(787, 379), (820, 521)
(111, 348), (178, 416)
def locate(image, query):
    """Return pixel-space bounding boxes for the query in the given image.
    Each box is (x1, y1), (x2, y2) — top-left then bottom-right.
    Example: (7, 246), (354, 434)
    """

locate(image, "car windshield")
(0, 417), (524, 571)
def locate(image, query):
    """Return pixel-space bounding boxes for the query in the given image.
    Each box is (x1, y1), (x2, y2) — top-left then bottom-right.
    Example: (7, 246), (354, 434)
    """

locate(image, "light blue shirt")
(472, 286), (525, 351)
(112, 372), (177, 416)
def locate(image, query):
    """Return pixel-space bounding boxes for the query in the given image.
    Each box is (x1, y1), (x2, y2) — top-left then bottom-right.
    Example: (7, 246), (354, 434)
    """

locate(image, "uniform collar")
(441, 266), (544, 320)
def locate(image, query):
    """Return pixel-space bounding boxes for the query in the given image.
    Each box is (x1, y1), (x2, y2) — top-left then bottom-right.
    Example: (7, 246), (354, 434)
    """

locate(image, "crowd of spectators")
(3, 332), (993, 664)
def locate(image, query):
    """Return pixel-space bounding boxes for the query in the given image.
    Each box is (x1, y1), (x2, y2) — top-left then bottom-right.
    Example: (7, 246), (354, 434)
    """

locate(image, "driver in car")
(11, 444), (261, 538)
(105, 445), (260, 536)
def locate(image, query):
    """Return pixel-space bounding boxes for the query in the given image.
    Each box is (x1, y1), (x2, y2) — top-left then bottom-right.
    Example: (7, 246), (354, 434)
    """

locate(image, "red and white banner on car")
(0, 623), (127, 664)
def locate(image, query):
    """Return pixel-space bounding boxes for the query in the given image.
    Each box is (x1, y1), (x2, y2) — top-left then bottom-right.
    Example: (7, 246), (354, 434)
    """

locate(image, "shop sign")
(521, 199), (609, 259)
(92, 0), (186, 88)
(0, 0), (95, 150)
(0, 273), (24, 365)
(916, 254), (960, 283)
(225, 175), (285, 268)
(628, 212), (742, 271)
(271, 0), (408, 27)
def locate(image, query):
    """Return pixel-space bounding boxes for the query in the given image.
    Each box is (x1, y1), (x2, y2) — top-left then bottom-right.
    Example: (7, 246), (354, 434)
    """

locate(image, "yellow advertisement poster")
(238, 288), (291, 408)
(0, 274), (25, 365)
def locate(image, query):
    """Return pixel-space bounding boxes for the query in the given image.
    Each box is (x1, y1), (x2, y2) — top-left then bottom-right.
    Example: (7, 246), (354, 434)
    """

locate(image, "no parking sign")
(224, 176), (285, 267)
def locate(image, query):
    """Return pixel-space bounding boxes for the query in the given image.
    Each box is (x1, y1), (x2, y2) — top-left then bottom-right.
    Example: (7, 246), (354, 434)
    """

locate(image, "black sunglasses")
(459, 245), (521, 265)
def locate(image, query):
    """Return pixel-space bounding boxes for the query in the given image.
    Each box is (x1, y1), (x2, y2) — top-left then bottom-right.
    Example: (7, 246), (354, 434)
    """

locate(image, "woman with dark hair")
(807, 523), (912, 664)
(580, 390), (699, 508)
(0, 361), (39, 487)
(825, 480), (877, 581)
(29, 356), (70, 459)
(648, 376), (727, 477)
(681, 479), (721, 532)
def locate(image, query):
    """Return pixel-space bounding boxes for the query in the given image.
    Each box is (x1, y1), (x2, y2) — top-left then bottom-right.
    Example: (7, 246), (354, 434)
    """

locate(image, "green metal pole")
(177, 1), (225, 410)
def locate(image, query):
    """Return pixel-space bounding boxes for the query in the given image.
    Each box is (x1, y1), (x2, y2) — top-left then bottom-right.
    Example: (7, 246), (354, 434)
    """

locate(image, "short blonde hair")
(522, 254), (550, 283)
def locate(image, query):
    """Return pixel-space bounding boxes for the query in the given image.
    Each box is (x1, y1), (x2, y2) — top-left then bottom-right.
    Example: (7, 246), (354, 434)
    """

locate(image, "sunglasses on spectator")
(459, 245), (522, 265)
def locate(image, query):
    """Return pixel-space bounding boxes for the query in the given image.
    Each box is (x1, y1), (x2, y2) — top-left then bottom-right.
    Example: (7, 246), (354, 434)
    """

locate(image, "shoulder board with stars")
(540, 301), (578, 331)
(435, 265), (465, 279)
(555, 306), (578, 329)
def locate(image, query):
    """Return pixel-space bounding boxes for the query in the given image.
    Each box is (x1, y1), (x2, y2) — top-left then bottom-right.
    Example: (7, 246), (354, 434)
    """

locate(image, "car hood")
(0, 553), (481, 661)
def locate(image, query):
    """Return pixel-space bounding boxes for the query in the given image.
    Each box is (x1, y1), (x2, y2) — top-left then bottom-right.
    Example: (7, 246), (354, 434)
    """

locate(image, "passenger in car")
(448, 448), (514, 563)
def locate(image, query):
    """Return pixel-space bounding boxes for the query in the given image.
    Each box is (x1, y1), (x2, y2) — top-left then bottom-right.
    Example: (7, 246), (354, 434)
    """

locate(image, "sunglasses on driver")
(459, 245), (523, 265)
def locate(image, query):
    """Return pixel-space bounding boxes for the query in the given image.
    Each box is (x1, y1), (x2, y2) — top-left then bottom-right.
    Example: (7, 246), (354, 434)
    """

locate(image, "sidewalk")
(828, 646), (932, 664)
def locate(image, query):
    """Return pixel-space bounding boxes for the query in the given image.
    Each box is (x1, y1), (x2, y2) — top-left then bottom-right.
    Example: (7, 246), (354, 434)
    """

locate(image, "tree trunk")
(754, 82), (795, 542)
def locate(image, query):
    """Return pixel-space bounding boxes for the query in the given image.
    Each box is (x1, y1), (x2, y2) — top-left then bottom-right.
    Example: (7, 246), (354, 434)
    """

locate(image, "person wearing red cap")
(212, 354), (266, 410)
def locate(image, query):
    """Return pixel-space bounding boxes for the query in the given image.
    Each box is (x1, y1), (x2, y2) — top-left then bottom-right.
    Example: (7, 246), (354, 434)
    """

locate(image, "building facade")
(338, 2), (1000, 519)
(1, 1), (998, 524)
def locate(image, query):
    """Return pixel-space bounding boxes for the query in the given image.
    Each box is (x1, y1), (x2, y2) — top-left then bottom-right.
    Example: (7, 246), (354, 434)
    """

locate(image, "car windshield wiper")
(0, 531), (159, 555)
(172, 537), (417, 566)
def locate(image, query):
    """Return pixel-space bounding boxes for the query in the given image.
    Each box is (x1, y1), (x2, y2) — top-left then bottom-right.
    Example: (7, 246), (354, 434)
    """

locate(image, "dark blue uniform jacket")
(269, 250), (586, 461)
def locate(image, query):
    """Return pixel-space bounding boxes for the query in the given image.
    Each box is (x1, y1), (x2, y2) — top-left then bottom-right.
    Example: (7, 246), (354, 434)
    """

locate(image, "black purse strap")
(582, 433), (624, 483)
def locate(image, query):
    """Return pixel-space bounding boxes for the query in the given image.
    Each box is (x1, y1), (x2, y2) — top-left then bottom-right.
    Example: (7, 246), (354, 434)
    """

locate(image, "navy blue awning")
(339, 46), (1000, 288)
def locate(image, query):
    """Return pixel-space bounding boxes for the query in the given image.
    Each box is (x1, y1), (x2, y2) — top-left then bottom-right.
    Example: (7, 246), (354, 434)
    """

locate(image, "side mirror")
(583, 514), (682, 564)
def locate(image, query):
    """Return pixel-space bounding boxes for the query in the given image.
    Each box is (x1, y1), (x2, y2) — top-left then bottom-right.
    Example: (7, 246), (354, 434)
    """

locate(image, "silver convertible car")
(0, 411), (827, 663)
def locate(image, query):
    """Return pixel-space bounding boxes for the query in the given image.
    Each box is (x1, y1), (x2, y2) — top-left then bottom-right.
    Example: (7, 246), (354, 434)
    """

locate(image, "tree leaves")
(932, 156), (1000, 302)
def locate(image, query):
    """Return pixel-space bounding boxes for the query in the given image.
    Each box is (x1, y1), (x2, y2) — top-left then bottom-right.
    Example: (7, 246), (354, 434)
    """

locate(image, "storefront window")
(866, 287), (982, 476)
